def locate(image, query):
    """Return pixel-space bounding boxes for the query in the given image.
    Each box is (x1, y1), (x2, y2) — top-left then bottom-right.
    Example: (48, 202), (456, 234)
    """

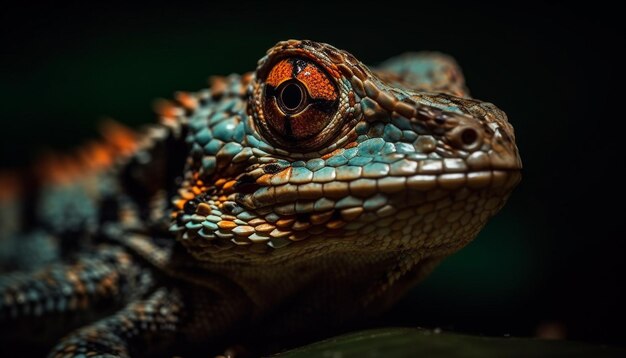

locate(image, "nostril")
(461, 128), (478, 146)
(447, 125), (482, 151)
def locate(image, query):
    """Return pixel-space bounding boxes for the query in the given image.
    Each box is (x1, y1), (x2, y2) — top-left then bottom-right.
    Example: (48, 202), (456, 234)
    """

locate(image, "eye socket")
(261, 58), (339, 144)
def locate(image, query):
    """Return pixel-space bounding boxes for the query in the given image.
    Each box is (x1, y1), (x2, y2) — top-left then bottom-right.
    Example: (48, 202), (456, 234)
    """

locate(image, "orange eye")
(263, 58), (339, 142)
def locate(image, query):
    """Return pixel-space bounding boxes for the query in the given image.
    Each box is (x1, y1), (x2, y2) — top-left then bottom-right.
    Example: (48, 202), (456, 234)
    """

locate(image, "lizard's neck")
(167, 239), (442, 323)
(121, 224), (461, 340)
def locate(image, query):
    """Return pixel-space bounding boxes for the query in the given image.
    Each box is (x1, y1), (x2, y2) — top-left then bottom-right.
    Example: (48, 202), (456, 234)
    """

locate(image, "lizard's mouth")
(234, 155), (522, 213)
(237, 168), (520, 211)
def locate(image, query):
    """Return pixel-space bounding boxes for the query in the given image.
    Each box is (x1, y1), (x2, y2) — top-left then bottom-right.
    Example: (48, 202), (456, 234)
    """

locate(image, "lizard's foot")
(49, 288), (183, 358)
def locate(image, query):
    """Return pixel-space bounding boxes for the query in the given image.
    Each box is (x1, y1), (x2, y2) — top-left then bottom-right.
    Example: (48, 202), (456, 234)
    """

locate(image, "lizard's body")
(0, 40), (521, 357)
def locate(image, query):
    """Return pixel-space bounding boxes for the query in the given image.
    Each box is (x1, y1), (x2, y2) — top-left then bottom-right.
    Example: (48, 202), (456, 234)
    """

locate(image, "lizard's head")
(170, 40), (521, 264)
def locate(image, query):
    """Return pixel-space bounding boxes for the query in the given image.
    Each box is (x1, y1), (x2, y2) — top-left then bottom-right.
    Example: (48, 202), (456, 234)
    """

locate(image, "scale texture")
(0, 40), (521, 357)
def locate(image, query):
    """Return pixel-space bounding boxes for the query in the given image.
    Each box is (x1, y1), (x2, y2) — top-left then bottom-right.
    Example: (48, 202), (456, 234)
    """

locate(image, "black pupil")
(280, 82), (304, 110)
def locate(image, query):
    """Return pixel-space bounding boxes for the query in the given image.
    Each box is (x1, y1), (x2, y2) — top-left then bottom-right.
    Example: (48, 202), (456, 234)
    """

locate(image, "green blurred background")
(1, 1), (624, 347)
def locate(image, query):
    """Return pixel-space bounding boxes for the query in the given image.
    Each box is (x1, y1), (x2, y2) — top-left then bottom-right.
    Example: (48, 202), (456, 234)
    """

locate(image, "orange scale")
(266, 59), (294, 87)
(296, 64), (337, 101)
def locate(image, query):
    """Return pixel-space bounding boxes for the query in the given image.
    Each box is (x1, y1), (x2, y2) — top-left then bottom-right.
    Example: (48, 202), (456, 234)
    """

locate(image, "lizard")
(0, 39), (521, 357)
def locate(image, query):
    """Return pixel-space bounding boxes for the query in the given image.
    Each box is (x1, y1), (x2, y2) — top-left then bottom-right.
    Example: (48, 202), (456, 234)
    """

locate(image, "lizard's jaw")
(170, 156), (520, 263)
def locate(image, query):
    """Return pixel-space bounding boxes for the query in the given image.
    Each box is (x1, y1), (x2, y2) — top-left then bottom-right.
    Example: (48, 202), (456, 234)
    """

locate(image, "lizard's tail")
(0, 120), (139, 272)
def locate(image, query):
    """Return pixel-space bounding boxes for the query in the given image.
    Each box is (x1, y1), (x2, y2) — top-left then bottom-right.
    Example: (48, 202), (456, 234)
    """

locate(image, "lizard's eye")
(260, 58), (339, 146)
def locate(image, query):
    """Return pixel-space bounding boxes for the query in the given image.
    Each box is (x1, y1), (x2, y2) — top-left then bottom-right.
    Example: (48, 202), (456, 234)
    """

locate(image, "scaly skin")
(0, 40), (521, 357)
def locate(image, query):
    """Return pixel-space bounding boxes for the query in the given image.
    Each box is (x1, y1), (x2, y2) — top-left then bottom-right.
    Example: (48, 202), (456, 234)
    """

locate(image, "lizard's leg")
(49, 287), (183, 358)
(375, 52), (470, 97)
(0, 245), (153, 346)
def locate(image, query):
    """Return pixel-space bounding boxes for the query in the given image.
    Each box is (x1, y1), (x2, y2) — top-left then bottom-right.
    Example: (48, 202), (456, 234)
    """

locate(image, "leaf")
(273, 327), (625, 358)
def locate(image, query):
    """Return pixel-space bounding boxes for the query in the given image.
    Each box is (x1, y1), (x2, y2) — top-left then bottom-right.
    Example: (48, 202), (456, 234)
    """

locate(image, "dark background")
(1, 1), (624, 347)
